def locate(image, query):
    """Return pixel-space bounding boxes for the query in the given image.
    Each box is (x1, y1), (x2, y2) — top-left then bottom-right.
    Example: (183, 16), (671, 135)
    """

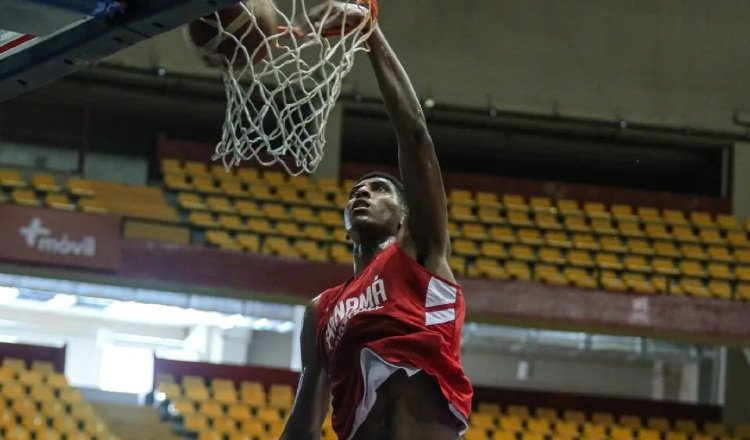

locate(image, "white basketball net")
(191, 0), (377, 175)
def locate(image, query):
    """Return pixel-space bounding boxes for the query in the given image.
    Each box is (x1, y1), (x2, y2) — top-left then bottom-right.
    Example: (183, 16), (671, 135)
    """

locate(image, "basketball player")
(280, 3), (473, 440)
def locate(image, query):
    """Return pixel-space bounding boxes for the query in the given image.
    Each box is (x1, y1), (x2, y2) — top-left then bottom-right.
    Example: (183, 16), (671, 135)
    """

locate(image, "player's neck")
(352, 236), (396, 275)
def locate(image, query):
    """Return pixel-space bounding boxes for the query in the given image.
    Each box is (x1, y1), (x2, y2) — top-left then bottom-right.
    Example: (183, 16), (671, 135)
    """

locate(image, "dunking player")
(280, 3), (473, 440)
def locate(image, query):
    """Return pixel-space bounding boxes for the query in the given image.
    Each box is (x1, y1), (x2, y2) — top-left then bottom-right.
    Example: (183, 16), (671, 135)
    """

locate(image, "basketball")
(184, 0), (277, 68)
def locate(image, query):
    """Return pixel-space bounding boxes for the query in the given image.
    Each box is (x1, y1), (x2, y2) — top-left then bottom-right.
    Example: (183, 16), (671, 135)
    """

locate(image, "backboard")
(0, 0), (241, 102)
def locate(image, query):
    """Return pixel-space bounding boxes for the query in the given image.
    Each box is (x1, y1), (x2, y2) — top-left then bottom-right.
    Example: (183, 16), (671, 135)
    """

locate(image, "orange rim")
(276, 0), (379, 39)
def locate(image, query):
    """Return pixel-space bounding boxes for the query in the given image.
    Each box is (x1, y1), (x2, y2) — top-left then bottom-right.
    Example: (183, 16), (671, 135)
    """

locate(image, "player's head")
(344, 171), (407, 243)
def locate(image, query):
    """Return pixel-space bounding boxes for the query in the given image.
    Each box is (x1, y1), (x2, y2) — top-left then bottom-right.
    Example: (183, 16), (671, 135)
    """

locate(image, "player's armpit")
(279, 299), (331, 440)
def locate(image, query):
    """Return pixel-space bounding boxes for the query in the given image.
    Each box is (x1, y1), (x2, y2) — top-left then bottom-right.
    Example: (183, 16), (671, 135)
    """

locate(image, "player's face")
(344, 177), (404, 239)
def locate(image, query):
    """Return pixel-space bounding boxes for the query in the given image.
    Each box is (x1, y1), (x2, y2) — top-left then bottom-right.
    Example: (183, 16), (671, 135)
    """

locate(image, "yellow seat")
(627, 238), (653, 256)
(564, 216), (591, 233)
(646, 417), (670, 432)
(680, 278), (710, 298)
(535, 264), (567, 285)
(448, 189), (474, 206)
(193, 176), (221, 194)
(734, 423), (750, 438)
(263, 236), (295, 257)
(289, 206), (317, 223)
(184, 161), (208, 176)
(544, 231), (572, 248)
(654, 241), (681, 258)
(673, 226), (699, 243)
(490, 226), (516, 243)
(716, 214), (740, 231)
(680, 243), (708, 262)
(450, 204), (476, 222)
(623, 272), (654, 294)
(505, 261), (531, 280)
(498, 415), (523, 431)
(509, 244), (536, 262)
(690, 212), (714, 228)
(591, 412), (614, 425)
(465, 427), (490, 440)
(31, 174), (60, 192)
(638, 430), (661, 440)
(739, 284), (750, 301)
(277, 222), (304, 238)
(612, 204), (637, 223)
(737, 249), (750, 265)
(305, 191), (333, 208)
(503, 194), (528, 212)
(470, 258), (508, 280)
(568, 249), (594, 268)
(246, 183), (275, 201)
(555, 420), (580, 437)
(637, 207), (662, 223)
(530, 196), (553, 213)
(601, 271), (626, 292)
(45, 193), (75, 211)
(236, 234), (260, 253)
(508, 211), (533, 228)
(563, 410), (586, 423)
(0, 169), (26, 187)
(220, 181), (247, 198)
(189, 211), (218, 228)
(595, 252), (623, 270)
(276, 187), (304, 204)
(478, 207), (505, 224)
(11, 189), (40, 206)
(262, 203), (289, 220)
(708, 262), (733, 280)
(183, 414), (208, 433)
(227, 404), (251, 421)
(161, 158), (183, 174)
(480, 241), (506, 259)
(206, 230), (240, 251)
(331, 243), (353, 264)
(600, 236), (626, 253)
(453, 239), (480, 257)
(247, 219), (274, 234)
(200, 401), (223, 419)
(572, 233), (599, 251)
(624, 254), (650, 273)
(332, 228), (348, 243)
(728, 231), (750, 248)
(19, 371), (43, 386)
(679, 260), (706, 278)
(707, 246), (733, 263)
(506, 405), (529, 417)
(256, 407), (282, 424)
(699, 229), (725, 246)
(582, 201), (607, 219)
(164, 173), (193, 191)
(185, 386), (210, 402)
(618, 221), (645, 238)
(295, 240), (328, 261)
(463, 223), (489, 241)
(536, 212), (562, 230)
(302, 225), (330, 241)
(539, 247), (565, 265)
(518, 228), (544, 246)
(493, 430), (517, 440)
(663, 210), (689, 227)
(178, 192), (206, 210)
(619, 415), (642, 429)
(610, 426), (634, 440)
(558, 199), (583, 217)
(653, 258), (679, 276)
(217, 215), (246, 231)
(736, 266), (750, 282)
(315, 177), (340, 193)
(262, 171), (286, 186)
(645, 224), (671, 241)
(206, 196), (235, 213)
(708, 280), (732, 299)
(591, 218), (617, 235)
(236, 168), (260, 183)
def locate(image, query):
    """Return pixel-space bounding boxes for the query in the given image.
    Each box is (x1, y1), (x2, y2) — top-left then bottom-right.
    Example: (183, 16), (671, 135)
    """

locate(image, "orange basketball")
(184, 0), (277, 68)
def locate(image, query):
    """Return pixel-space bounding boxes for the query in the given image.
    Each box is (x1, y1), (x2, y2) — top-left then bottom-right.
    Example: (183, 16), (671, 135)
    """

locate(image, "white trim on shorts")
(347, 348), (468, 440)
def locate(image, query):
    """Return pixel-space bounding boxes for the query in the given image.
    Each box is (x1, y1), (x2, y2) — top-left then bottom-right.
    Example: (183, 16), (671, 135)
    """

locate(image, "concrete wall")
(106, 0), (750, 133)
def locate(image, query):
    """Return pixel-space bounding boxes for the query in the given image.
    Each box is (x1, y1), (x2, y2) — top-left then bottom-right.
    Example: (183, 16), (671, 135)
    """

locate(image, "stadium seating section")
(152, 372), (750, 440)
(0, 357), (119, 440)
(2, 161), (750, 300)
(153, 374), (333, 440)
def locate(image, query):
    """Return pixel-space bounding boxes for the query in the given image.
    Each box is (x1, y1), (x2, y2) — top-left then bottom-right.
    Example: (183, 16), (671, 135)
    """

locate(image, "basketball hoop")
(200, 0), (379, 175)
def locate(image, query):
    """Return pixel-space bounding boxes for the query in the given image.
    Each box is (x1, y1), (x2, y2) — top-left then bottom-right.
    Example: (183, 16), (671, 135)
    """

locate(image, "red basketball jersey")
(315, 242), (473, 440)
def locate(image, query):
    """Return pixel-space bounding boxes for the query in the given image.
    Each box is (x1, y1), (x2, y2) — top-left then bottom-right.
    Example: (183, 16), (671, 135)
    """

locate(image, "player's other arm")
(367, 27), (450, 270)
(280, 300), (330, 440)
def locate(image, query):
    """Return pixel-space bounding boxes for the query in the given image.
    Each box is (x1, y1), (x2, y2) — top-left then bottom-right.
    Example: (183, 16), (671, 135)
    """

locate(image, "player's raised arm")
(366, 26), (450, 266)
(280, 300), (330, 440)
